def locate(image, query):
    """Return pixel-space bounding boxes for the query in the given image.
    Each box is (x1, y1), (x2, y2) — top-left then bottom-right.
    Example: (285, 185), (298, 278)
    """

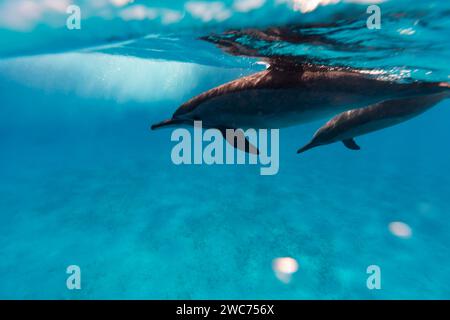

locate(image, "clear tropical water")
(0, 0), (449, 299)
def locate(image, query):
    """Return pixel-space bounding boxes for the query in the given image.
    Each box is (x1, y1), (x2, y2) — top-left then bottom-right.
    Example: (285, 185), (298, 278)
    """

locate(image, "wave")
(0, 0), (449, 82)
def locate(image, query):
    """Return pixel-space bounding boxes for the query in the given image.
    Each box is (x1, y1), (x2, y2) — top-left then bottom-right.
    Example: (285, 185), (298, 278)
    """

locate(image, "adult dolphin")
(151, 63), (448, 153)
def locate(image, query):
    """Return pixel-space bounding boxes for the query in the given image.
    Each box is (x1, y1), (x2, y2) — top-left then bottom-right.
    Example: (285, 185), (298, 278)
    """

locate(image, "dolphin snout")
(150, 118), (191, 130)
(151, 119), (173, 130)
(297, 141), (319, 154)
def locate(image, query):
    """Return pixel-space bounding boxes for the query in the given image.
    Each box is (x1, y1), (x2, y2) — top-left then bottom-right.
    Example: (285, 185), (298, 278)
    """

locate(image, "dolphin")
(151, 63), (448, 153)
(297, 90), (449, 154)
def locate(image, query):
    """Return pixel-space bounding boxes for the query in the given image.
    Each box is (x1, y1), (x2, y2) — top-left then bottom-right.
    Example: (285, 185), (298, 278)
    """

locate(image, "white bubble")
(397, 28), (416, 36)
(388, 221), (412, 239)
(272, 257), (299, 283)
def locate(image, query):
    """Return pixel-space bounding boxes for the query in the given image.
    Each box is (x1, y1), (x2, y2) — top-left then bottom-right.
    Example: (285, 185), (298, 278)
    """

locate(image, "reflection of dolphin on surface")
(297, 91), (449, 154)
(151, 63), (449, 153)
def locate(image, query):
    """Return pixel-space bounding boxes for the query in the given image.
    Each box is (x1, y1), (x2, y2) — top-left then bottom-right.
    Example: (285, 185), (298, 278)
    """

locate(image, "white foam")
(233, 0), (266, 13)
(185, 1), (232, 22)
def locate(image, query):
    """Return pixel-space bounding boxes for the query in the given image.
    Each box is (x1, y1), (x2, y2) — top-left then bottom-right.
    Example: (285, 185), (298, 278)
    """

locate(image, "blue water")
(1, 0), (450, 299)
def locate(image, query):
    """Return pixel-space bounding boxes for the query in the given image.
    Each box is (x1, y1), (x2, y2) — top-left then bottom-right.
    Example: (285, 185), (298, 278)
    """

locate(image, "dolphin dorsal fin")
(267, 58), (305, 72)
(342, 139), (361, 150)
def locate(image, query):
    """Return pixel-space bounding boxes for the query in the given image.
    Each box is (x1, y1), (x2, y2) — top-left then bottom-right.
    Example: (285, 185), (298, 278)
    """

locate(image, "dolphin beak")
(150, 118), (189, 130)
(297, 141), (317, 154)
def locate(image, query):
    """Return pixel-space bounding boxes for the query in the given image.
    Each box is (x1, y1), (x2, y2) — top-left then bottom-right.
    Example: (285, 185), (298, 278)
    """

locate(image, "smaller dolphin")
(297, 89), (449, 154)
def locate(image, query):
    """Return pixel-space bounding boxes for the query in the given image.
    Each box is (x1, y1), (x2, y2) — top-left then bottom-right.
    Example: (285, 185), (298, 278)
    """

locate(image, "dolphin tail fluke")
(342, 138), (361, 150)
(150, 118), (188, 130)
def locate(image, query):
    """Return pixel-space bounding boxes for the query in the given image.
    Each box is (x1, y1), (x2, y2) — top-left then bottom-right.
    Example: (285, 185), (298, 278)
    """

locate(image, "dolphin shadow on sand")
(151, 28), (450, 155)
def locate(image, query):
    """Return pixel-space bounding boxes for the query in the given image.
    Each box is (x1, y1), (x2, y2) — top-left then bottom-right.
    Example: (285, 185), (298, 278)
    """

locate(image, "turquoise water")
(1, 0), (450, 299)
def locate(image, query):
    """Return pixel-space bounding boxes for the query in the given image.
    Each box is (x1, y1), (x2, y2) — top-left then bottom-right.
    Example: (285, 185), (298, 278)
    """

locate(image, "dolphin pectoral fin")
(342, 139), (361, 150)
(219, 128), (260, 155)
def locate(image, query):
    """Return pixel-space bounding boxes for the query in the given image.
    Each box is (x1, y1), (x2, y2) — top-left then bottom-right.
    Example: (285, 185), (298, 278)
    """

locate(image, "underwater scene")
(0, 0), (450, 299)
